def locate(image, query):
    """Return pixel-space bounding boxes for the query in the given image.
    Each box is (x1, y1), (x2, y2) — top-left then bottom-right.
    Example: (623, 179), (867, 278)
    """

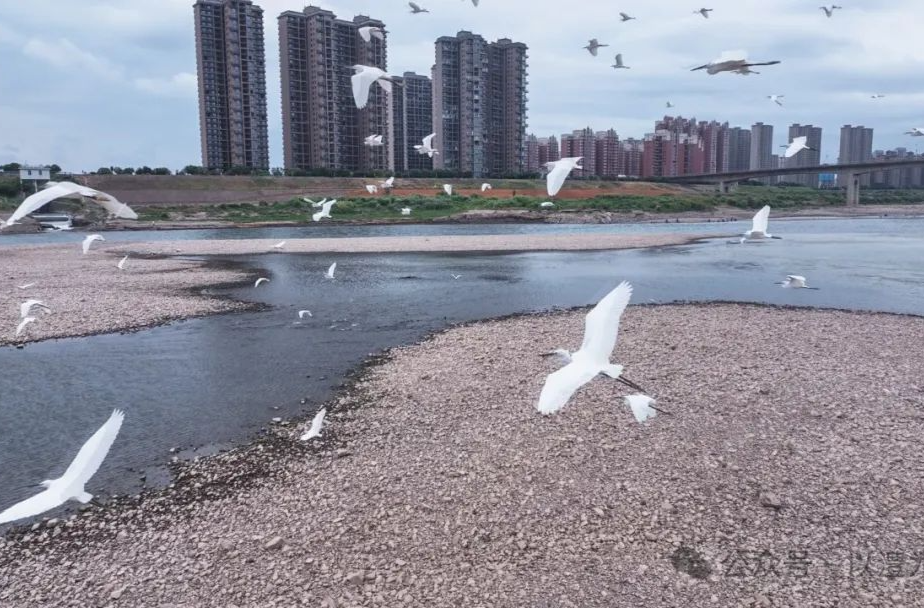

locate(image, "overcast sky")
(1, 0), (922, 172)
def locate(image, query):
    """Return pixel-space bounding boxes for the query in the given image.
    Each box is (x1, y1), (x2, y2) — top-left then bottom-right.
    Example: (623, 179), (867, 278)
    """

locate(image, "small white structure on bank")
(19, 165), (52, 192)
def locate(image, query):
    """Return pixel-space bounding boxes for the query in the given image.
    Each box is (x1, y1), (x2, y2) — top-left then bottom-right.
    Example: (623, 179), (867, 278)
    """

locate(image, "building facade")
(559, 128), (596, 178)
(392, 72), (433, 173)
(279, 6), (390, 173)
(594, 129), (620, 178)
(838, 125), (874, 186)
(726, 127), (752, 172)
(194, 0), (270, 170)
(785, 124), (822, 187)
(432, 31), (528, 177)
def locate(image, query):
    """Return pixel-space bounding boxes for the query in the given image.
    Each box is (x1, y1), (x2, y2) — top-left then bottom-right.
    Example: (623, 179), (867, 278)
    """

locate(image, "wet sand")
(2, 303), (923, 607)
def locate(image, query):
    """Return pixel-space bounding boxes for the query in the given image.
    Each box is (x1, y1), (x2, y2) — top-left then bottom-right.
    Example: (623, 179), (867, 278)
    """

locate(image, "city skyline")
(1, 0), (923, 171)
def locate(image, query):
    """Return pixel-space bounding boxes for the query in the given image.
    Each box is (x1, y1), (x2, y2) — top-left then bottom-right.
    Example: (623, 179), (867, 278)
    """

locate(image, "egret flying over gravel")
(254, 277), (269, 287)
(15, 316), (36, 337)
(20, 299), (50, 318)
(350, 65), (396, 109)
(451, 274), (462, 280)
(326, 263), (337, 279)
(313, 200), (337, 222)
(365, 184), (378, 194)
(820, 5), (842, 17)
(777, 275), (819, 289)
(692, 51), (780, 75)
(415, 133), (438, 157)
(740, 205), (780, 242)
(694, 8), (713, 18)
(273, 241), (286, 250)
(302, 197), (328, 208)
(624, 394), (660, 423)
(381, 176), (395, 189)
(537, 281), (646, 415)
(768, 95), (784, 106)
(0, 410), (124, 525)
(783, 136), (815, 158)
(546, 157), (583, 196)
(117, 255), (129, 270)
(443, 184), (453, 196)
(401, 207), (412, 216)
(584, 39), (609, 56)
(358, 26), (384, 43)
(408, 2), (428, 13)
(17, 283), (35, 290)
(82, 234), (104, 255)
(611, 54), (630, 69)
(300, 408), (327, 441)
(619, 12), (635, 21)
(298, 310), (313, 319)
(2, 182), (137, 228)
(481, 183), (492, 192)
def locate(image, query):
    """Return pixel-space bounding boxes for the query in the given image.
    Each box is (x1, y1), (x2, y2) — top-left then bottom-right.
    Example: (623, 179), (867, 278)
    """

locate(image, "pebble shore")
(2, 303), (923, 607)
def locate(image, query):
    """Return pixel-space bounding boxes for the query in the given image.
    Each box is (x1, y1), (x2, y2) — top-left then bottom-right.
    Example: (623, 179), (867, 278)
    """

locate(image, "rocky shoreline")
(2, 303), (923, 607)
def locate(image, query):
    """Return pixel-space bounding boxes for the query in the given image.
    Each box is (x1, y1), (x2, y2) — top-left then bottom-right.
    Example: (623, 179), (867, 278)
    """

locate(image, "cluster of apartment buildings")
(194, 0), (529, 177)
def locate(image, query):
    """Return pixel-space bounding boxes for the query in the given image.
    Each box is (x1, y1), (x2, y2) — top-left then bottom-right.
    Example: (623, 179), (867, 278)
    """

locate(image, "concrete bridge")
(659, 158), (924, 205)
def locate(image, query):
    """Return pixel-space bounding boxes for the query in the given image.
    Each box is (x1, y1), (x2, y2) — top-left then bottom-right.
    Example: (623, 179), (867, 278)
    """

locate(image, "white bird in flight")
(82, 234), (105, 255)
(443, 184), (453, 196)
(273, 241), (286, 250)
(584, 39), (609, 56)
(415, 133), (438, 157)
(905, 128), (924, 137)
(2, 182), (137, 228)
(17, 283), (35, 290)
(326, 263), (337, 279)
(783, 136), (815, 158)
(117, 255), (129, 270)
(15, 317), (36, 337)
(302, 197), (328, 208)
(619, 12), (636, 22)
(768, 95), (784, 106)
(254, 277), (269, 287)
(357, 26), (384, 43)
(401, 207), (412, 216)
(298, 310), (313, 319)
(481, 183), (492, 192)
(870, 94), (885, 99)
(408, 2), (428, 14)
(624, 394), (660, 423)
(692, 51), (780, 75)
(364, 134), (384, 147)
(666, 101), (675, 108)
(820, 5), (842, 17)
(740, 205), (781, 242)
(313, 200), (337, 222)
(546, 157), (583, 196)
(365, 184), (379, 194)
(350, 65), (396, 110)
(611, 54), (630, 69)
(381, 176), (395, 189)
(537, 282), (646, 415)
(694, 8), (713, 18)
(0, 410), (125, 525)
(778, 275), (819, 289)
(451, 274), (462, 280)
(300, 408), (327, 441)
(20, 299), (50, 318)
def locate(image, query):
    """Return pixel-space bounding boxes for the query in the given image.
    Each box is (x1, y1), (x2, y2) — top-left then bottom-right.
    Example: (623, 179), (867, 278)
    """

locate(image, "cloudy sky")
(1, 0), (922, 172)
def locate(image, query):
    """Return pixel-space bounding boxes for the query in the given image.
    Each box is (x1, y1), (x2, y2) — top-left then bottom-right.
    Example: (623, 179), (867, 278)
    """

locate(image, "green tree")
(2, 162), (21, 171)
(96, 167), (113, 175)
(49, 164), (62, 174)
(152, 167), (171, 175)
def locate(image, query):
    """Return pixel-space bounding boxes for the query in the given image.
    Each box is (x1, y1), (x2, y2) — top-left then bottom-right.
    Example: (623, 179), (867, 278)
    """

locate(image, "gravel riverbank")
(2, 303), (922, 607)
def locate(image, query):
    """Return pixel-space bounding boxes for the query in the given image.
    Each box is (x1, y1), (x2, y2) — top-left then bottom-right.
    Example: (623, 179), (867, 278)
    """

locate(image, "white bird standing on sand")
(351, 65), (396, 110)
(298, 310), (313, 319)
(443, 184), (453, 196)
(20, 299), (50, 318)
(619, 12), (635, 21)
(537, 281), (647, 415)
(0, 410), (125, 525)
(254, 277), (269, 287)
(768, 95), (784, 106)
(584, 39), (609, 56)
(694, 8), (713, 18)
(740, 205), (781, 242)
(481, 183), (492, 192)
(611, 54), (630, 69)
(540, 201), (555, 208)
(783, 136), (816, 158)
(401, 207), (412, 216)
(326, 263), (337, 279)
(691, 51), (780, 75)
(365, 184), (379, 194)
(300, 408), (327, 441)
(415, 133), (438, 157)
(546, 157), (583, 197)
(15, 316), (36, 337)
(117, 255), (129, 270)
(905, 128), (924, 137)
(273, 241), (286, 250)
(624, 394), (659, 423)
(778, 275), (819, 289)
(820, 5), (842, 17)
(357, 26), (384, 43)
(408, 2), (428, 13)
(82, 234), (105, 255)
(313, 200), (337, 222)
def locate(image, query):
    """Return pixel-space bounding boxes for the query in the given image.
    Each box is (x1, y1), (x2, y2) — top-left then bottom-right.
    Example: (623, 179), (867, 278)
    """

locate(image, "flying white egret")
(451, 274), (462, 280)
(611, 54), (630, 69)
(298, 310), (313, 319)
(326, 263), (337, 279)
(254, 278), (269, 287)
(540, 201), (556, 208)
(619, 12), (635, 21)
(117, 255), (129, 270)
(905, 128), (924, 137)
(692, 51), (780, 75)
(871, 94), (885, 99)
(415, 133), (438, 157)
(0, 410), (125, 525)
(694, 7), (713, 18)
(381, 176), (395, 189)
(666, 101), (675, 108)
(536, 281), (646, 415)
(20, 299), (50, 318)
(768, 95), (784, 106)
(546, 157), (583, 196)
(17, 283), (35, 290)
(313, 200), (337, 222)
(302, 197), (328, 208)
(624, 394), (660, 423)
(357, 26), (384, 43)
(273, 241), (286, 250)
(401, 207), (412, 216)
(443, 184), (453, 196)
(740, 205), (781, 242)
(363, 134), (384, 147)
(2, 182), (137, 229)
(300, 408), (327, 441)
(365, 184), (379, 194)
(481, 183), (492, 192)
(15, 317), (36, 337)
(777, 275), (819, 289)
(408, 2), (428, 13)
(783, 136), (815, 158)
(820, 5), (842, 17)
(351, 65), (396, 110)
(82, 234), (105, 255)
(584, 39), (609, 56)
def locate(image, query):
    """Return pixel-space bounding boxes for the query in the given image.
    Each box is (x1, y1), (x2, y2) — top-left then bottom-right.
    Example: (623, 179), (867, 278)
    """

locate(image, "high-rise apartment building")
(749, 122), (774, 171)
(537, 136), (560, 166)
(595, 129), (620, 178)
(726, 127), (752, 172)
(785, 124), (822, 187)
(194, 0), (269, 170)
(432, 31), (528, 177)
(279, 7), (389, 172)
(642, 130), (704, 178)
(392, 72), (433, 173)
(559, 128), (596, 178)
(699, 121), (729, 174)
(620, 138), (644, 177)
(838, 125), (874, 186)
(525, 135), (540, 173)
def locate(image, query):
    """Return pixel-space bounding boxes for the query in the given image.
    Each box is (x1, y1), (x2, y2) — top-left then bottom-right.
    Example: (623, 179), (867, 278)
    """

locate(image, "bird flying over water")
(545, 157), (583, 197)
(15, 316), (36, 337)
(768, 95), (784, 106)
(740, 205), (781, 242)
(694, 8), (713, 18)
(273, 242), (286, 250)
(300, 408), (326, 441)
(777, 275), (819, 289)
(117, 255), (129, 270)
(537, 281), (645, 415)
(254, 277), (269, 287)
(415, 133), (438, 157)
(624, 394), (659, 423)
(381, 176), (395, 189)
(619, 12), (635, 21)
(783, 136), (816, 158)
(2, 183), (137, 229)
(302, 197), (328, 208)
(584, 39), (609, 56)
(408, 2), (428, 13)
(313, 200), (337, 222)
(298, 310), (313, 319)
(611, 54), (630, 69)
(666, 101), (675, 108)
(82, 234), (105, 255)
(692, 51), (780, 75)
(326, 263), (337, 279)
(0, 410), (125, 525)
(351, 65), (395, 109)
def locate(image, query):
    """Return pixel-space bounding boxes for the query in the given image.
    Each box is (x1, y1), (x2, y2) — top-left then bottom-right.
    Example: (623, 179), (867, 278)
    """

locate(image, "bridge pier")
(846, 172), (861, 206)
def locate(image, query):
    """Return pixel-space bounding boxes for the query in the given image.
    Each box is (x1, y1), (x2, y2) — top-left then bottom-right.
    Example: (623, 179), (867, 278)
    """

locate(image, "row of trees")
(1, 162), (62, 173)
(95, 166), (172, 175)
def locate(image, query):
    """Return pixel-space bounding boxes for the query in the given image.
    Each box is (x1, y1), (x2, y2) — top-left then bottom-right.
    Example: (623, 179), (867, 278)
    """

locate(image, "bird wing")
(90, 191), (138, 220)
(619, 12), (630, 19)
(625, 395), (657, 423)
(327, 262), (337, 277)
(751, 205), (771, 233)
(409, 2), (421, 10)
(0, 489), (61, 525)
(537, 361), (601, 415)
(58, 409), (124, 491)
(615, 54), (623, 65)
(578, 281), (633, 362)
(16, 317), (35, 336)
(358, 27), (371, 43)
(422, 133), (436, 149)
(351, 68), (379, 109)
(784, 136), (807, 158)
(745, 60), (781, 67)
(5, 184), (79, 226)
(322, 201), (336, 214)
(546, 161), (573, 196)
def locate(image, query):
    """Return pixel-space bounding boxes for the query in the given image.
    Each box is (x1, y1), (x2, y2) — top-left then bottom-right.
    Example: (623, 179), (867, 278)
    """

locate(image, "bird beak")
(539, 351), (558, 358)
(616, 375), (648, 394)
